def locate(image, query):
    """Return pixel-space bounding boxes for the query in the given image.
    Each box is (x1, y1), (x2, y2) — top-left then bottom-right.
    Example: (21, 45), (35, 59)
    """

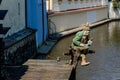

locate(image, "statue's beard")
(83, 31), (89, 36)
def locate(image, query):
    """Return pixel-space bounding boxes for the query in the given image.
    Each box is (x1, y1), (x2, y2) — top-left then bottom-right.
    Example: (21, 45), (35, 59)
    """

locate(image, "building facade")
(47, 0), (109, 34)
(0, 0), (26, 37)
(0, 0), (48, 47)
(0, 0), (48, 66)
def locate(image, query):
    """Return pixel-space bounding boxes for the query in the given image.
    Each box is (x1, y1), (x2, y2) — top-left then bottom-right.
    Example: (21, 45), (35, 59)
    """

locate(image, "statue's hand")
(87, 40), (93, 46)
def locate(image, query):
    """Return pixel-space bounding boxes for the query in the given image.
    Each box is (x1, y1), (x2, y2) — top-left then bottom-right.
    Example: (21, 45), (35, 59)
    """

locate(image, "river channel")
(47, 21), (120, 80)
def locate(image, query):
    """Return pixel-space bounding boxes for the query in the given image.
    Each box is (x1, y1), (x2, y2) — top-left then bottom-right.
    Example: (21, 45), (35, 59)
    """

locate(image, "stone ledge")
(37, 40), (57, 55)
(48, 6), (108, 16)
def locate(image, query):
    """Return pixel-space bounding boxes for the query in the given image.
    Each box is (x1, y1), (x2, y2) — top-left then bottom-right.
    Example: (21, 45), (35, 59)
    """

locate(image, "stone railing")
(46, 0), (108, 12)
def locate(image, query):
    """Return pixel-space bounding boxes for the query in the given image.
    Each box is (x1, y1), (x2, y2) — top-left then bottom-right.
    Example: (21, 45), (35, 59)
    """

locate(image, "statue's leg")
(72, 48), (80, 67)
(80, 50), (90, 66)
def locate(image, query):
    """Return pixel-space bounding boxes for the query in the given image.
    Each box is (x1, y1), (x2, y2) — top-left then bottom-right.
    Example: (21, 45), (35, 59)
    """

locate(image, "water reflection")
(76, 21), (120, 80)
(109, 22), (120, 44)
(47, 21), (120, 80)
(47, 21), (120, 60)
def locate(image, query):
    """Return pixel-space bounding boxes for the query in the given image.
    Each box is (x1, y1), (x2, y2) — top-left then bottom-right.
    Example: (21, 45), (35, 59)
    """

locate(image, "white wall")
(109, 2), (120, 19)
(96, 8), (108, 21)
(87, 11), (97, 23)
(47, 0), (108, 12)
(49, 7), (108, 34)
(0, 0), (25, 37)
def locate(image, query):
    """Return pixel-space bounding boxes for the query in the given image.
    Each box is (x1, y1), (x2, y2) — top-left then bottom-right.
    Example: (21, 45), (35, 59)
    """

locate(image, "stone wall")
(1, 28), (37, 65)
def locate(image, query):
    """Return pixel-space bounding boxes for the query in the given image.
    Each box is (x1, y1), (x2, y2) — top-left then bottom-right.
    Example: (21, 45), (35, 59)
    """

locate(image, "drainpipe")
(42, 0), (45, 42)
(105, 0), (109, 19)
(108, 0), (110, 19)
(48, 0), (51, 12)
(25, 0), (27, 28)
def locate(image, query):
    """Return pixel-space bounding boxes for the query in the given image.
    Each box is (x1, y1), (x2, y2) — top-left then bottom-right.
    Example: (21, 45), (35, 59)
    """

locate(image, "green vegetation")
(112, 0), (120, 8)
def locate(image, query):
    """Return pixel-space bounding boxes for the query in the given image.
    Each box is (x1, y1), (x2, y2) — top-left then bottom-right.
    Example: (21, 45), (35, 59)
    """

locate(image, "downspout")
(42, 0), (45, 42)
(25, 0), (27, 28)
(47, 0), (50, 37)
(49, 0), (50, 12)
(108, 0), (110, 19)
(46, 0), (49, 38)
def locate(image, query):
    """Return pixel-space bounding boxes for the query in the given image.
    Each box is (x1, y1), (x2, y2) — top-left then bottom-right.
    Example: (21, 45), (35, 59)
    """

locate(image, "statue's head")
(82, 23), (90, 36)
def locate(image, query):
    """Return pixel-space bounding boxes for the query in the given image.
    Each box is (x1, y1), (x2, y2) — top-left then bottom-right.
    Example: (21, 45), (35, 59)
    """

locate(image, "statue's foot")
(81, 62), (90, 66)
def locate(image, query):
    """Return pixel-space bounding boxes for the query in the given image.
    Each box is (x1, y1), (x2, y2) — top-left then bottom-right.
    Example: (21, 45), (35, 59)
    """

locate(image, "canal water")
(47, 21), (120, 80)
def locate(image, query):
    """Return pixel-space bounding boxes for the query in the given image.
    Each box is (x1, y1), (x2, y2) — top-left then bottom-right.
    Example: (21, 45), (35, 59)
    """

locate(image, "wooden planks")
(20, 59), (73, 80)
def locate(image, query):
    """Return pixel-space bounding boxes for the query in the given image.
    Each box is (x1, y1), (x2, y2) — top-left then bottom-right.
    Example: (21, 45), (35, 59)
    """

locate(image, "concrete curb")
(57, 19), (112, 38)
